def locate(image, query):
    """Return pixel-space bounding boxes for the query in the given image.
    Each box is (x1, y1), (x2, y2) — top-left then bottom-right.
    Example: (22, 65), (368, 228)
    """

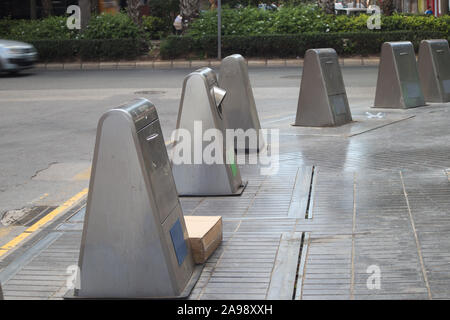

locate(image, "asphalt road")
(0, 66), (378, 243)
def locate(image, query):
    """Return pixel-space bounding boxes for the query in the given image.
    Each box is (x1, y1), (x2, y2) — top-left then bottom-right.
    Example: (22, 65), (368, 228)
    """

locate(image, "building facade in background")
(394, 0), (449, 15)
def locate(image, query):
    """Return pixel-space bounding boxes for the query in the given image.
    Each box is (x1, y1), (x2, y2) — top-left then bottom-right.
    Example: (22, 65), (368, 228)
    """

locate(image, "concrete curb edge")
(35, 57), (380, 71)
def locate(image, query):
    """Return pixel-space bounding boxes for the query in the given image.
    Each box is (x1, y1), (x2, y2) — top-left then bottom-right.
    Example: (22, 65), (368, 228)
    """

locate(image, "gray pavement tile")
(2, 67), (450, 300)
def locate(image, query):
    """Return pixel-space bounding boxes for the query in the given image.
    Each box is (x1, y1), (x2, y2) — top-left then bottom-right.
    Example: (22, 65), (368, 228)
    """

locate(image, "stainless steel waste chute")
(374, 41), (426, 109)
(294, 48), (352, 127)
(418, 39), (450, 103)
(219, 54), (265, 152)
(72, 98), (197, 299)
(171, 67), (247, 196)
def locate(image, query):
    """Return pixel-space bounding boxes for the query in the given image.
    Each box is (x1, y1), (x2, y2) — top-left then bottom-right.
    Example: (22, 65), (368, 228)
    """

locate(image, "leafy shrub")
(77, 39), (143, 59)
(30, 39), (143, 61)
(142, 15), (169, 39)
(4, 16), (80, 41)
(160, 31), (448, 59)
(1, 13), (148, 61)
(187, 5), (450, 36)
(80, 13), (143, 40)
(0, 17), (17, 38)
(1, 13), (150, 41)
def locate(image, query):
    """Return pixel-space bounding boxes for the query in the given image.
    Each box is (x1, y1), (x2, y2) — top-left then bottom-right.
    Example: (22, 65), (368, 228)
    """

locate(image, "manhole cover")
(134, 90), (166, 95)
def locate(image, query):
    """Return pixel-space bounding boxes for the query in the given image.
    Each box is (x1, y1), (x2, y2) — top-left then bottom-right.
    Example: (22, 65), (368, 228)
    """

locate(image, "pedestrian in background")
(173, 14), (183, 35)
(425, 6), (433, 15)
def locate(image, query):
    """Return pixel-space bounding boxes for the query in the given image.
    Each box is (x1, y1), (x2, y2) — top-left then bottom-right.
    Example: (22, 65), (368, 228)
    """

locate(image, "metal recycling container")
(172, 68), (246, 196)
(418, 39), (450, 103)
(75, 99), (195, 298)
(294, 48), (352, 127)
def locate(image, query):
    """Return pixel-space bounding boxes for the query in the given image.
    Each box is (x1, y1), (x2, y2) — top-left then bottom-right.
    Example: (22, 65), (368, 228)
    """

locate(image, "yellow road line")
(72, 167), (91, 181)
(0, 188), (88, 259)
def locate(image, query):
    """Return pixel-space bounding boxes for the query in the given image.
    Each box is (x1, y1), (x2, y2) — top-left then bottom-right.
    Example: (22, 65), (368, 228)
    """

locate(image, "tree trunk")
(180, 0), (200, 30)
(90, 0), (98, 14)
(379, 0), (395, 15)
(318, 0), (335, 14)
(41, 0), (53, 17)
(30, 0), (37, 19)
(127, 0), (143, 26)
(79, 0), (91, 30)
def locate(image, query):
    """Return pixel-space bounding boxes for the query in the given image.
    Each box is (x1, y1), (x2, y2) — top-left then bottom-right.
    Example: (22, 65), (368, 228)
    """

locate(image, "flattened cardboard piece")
(185, 216), (223, 264)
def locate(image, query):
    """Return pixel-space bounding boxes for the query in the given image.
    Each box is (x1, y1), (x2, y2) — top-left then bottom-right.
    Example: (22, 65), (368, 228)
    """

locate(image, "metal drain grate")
(293, 232), (310, 300)
(12, 206), (57, 227)
(305, 166), (316, 219)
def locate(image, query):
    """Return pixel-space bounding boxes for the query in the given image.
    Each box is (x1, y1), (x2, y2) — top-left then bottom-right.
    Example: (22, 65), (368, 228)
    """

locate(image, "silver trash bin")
(374, 41), (426, 109)
(219, 54), (265, 153)
(418, 39), (450, 103)
(74, 99), (197, 298)
(172, 67), (247, 196)
(294, 48), (352, 127)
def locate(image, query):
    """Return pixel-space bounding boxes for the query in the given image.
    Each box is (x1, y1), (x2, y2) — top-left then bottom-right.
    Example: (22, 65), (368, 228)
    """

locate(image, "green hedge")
(188, 5), (450, 36)
(160, 31), (448, 59)
(0, 13), (164, 41)
(30, 39), (144, 61)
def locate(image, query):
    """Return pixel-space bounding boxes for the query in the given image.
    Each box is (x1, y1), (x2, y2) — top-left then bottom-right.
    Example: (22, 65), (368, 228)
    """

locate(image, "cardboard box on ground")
(185, 216), (223, 264)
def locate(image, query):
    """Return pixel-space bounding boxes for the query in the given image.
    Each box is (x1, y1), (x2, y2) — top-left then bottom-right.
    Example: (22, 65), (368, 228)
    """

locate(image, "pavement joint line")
(350, 172), (357, 300)
(399, 171), (432, 300)
(265, 233), (283, 300)
(0, 188), (88, 259)
(348, 115), (416, 138)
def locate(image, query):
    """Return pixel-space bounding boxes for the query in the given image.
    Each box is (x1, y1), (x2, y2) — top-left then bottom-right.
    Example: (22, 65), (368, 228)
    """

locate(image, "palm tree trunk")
(318, 0), (335, 14)
(180, 0), (200, 30)
(91, 0), (98, 14)
(30, 0), (37, 19)
(79, 0), (91, 30)
(127, 0), (143, 26)
(42, 0), (53, 17)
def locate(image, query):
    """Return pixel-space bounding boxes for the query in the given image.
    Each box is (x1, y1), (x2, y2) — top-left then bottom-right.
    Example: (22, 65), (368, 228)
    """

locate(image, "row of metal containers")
(65, 39), (449, 299)
(295, 39), (450, 127)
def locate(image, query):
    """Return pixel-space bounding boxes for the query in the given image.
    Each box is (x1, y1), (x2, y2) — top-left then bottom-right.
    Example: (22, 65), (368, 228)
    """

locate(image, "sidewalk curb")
(35, 57), (380, 71)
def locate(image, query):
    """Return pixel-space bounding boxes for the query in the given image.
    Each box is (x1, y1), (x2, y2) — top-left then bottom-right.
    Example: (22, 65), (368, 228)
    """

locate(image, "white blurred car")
(0, 39), (38, 74)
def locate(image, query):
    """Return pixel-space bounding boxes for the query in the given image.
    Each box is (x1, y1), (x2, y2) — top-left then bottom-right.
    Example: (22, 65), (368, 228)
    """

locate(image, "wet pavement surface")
(0, 66), (449, 299)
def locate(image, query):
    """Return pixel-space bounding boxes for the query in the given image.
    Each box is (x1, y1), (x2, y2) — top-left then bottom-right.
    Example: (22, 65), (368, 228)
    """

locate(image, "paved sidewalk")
(36, 57), (380, 71)
(0, 98), (449, 299)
